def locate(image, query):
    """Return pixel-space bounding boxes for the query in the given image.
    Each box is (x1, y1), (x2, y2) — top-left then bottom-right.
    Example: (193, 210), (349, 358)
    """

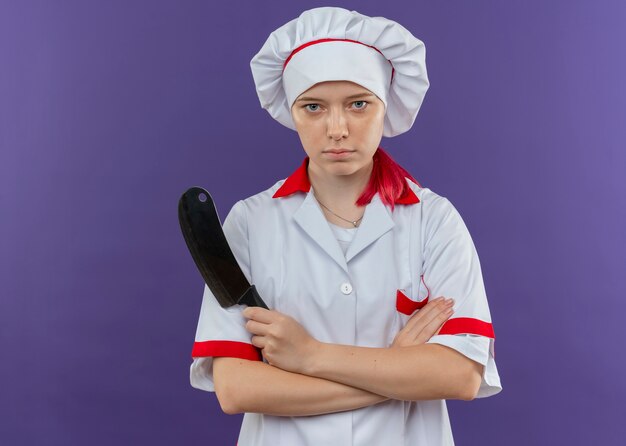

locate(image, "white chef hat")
(250, 6), (429, 137)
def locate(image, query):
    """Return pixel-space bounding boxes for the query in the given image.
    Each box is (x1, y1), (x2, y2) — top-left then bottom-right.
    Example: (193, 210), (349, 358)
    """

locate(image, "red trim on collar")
(396, 187), (420, 205)
(272, 157), (311, 198)
(272, 157), (420, 205)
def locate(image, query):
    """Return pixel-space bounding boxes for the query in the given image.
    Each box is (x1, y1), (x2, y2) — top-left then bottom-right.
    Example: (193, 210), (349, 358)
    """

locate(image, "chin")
(324, 161), (362, 177)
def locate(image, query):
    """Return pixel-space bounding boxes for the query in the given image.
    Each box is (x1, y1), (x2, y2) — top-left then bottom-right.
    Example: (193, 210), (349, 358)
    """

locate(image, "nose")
(326, 109), (348, 141)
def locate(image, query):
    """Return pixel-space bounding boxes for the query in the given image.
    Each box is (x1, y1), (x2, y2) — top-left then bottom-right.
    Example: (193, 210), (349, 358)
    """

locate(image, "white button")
(340, 282), (353, 295)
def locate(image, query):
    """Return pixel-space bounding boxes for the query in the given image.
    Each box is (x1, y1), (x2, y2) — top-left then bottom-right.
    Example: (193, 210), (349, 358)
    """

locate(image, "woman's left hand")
(242, 307), (319, 374)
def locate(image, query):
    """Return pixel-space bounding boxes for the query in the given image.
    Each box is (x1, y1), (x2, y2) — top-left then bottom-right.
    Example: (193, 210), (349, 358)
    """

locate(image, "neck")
(307, 159), (373, 226)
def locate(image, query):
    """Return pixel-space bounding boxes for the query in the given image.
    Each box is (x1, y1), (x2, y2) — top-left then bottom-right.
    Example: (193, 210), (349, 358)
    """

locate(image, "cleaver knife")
(178, 187), (268, 310)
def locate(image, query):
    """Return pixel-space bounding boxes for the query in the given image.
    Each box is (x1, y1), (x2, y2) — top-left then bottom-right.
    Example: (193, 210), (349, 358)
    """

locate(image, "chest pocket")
(396, 274), (431, 316)
(390, 273), (431, 346)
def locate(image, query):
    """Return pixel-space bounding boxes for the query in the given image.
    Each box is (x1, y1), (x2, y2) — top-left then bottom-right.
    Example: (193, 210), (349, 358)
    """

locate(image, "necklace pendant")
(352, 221), (358, 227)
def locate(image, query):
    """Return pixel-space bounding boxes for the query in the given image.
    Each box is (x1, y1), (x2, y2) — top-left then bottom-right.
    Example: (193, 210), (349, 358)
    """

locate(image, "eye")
(352, 100), (368, 110)
(304, 104), (320, 112)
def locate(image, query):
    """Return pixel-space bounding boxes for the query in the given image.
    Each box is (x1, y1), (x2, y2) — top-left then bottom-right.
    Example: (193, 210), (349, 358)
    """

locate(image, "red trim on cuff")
(439, 318), (495, 338)
(191, 340), (262, 361)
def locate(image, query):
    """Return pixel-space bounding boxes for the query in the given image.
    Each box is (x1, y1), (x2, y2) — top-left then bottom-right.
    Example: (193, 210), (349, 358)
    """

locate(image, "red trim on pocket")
(439, 318), (495, 338)
(396, 289), (429, 315)
(191, 340), (262, 361)
(396, 275), (431, 315)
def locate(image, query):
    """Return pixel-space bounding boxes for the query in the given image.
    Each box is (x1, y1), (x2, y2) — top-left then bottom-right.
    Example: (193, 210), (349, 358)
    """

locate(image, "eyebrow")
(295, 92), (376, 103)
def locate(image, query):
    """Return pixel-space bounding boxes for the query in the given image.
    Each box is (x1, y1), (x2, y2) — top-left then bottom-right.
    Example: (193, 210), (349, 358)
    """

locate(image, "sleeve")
(189, 200), (263, 393)
(422, 196), (502, 398)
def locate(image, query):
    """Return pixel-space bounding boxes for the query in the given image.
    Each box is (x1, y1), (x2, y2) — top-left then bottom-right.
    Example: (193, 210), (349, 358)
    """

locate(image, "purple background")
(2, 1), (625, 445)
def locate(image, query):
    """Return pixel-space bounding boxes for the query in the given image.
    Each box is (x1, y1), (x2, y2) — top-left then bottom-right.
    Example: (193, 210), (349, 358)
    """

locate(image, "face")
(290, 80), (385, 178)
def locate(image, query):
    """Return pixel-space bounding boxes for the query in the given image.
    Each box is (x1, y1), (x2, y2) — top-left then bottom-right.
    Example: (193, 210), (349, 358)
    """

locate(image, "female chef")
(189, 6), (502, 445)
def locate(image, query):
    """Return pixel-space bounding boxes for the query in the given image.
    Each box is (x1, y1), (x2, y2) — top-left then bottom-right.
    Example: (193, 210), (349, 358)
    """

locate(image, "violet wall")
(1, 1), (625, 444)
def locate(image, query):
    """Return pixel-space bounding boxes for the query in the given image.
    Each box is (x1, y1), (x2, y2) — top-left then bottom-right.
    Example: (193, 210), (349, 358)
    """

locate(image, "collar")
(272, 157), (420, 205)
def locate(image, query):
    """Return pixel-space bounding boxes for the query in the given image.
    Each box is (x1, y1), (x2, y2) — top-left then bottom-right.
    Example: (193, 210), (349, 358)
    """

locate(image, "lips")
(322, 148), (355, 160)
(324, 148), (353, 154)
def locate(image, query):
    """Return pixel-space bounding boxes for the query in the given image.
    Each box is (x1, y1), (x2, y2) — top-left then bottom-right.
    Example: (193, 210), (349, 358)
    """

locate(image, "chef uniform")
(190, 7), (502, 446)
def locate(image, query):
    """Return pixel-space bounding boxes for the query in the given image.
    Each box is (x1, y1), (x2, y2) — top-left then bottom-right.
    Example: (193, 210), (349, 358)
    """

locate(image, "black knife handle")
(239, 285), (269, 310)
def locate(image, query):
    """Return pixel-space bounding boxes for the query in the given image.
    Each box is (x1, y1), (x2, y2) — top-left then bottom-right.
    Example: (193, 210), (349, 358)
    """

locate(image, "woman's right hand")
(390, 296), (455, 348)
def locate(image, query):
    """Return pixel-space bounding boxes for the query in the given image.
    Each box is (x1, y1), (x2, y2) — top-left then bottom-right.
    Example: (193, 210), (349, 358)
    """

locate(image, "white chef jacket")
(190, 158), (502, 446)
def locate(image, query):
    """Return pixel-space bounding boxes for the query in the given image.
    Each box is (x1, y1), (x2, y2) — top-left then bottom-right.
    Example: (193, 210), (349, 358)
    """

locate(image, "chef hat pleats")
(250, 7), (429, 137)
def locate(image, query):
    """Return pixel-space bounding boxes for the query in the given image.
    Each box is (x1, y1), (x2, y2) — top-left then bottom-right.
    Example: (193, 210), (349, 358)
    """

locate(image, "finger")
(401, 297), (449, 336)
(417, 306), (454, 343)
(245, 319), (270, 335)
(434, 320), (445, 336)
(401, 297), (444, 330)
(242, 307), (277, 324)
(393, 298), (453, 347)
(402, 299), (454, 341)
(250, 335), (266, 349)
(416, 299), (454, 331)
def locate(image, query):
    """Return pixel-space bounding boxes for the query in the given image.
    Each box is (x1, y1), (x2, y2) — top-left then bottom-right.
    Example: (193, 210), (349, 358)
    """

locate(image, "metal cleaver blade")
(178, 186), (268, 310)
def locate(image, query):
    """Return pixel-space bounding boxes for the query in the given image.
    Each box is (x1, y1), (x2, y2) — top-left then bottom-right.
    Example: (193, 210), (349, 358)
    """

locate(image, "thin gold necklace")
(316, 199), (364, 227)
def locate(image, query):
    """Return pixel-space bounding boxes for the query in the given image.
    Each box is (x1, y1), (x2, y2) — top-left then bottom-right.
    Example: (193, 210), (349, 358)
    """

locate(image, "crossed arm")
(213, 297), (484, 416)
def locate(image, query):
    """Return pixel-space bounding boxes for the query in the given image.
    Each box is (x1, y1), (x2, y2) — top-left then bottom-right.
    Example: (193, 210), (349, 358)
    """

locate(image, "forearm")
(304, 342), (483, 401)
(213, 357), (389, 416)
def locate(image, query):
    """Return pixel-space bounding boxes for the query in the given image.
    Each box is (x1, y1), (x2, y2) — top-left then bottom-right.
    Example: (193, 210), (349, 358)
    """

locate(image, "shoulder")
(405, 178), (454, 215)
(403, 178), (468, 238)
(241, 179), (287, 208)
(236, 179), (292, 213)
(226, 178), (294, 222)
